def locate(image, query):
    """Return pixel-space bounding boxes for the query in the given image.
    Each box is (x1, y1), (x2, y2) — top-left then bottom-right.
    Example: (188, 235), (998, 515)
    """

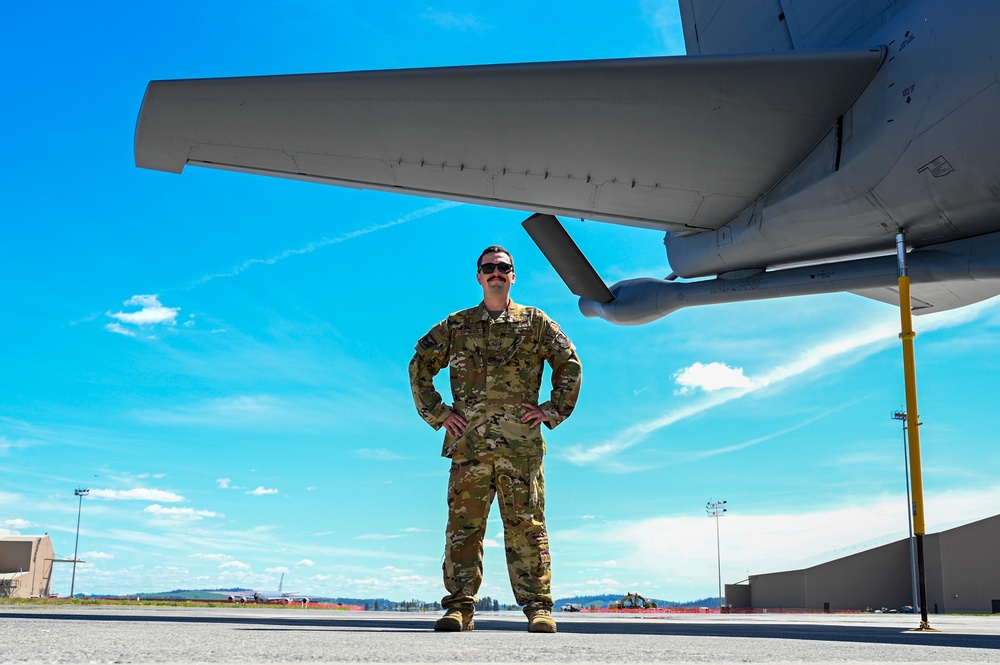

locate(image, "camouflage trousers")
(441, 452), (552, 611)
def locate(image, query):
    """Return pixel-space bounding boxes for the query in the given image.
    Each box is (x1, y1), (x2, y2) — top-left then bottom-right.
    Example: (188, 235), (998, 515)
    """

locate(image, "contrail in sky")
(94, 201), (463, 334)
(189, 201), (463, 287)
(563, 297), (999, 465)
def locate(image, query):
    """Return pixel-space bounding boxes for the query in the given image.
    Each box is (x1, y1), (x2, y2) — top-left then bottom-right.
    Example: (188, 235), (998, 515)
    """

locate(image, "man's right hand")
(443, 411), (468, 438)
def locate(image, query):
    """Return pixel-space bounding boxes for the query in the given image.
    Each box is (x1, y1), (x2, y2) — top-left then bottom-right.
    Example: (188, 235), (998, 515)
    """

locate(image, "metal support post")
(895, 232), (937, 632)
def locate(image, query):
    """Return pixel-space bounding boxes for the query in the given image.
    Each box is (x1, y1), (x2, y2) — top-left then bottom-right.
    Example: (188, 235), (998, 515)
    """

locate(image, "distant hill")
(111, 589), (434, 610)
(132, 589), (239, 601)
(101, 588), (719, 610)
(554, 594), (720, 610)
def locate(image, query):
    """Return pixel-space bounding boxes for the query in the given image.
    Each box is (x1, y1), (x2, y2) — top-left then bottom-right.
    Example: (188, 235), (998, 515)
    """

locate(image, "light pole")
(70, 488), (89, 598)
(891, 410), (919, 613)
(706, 499), (727, 612)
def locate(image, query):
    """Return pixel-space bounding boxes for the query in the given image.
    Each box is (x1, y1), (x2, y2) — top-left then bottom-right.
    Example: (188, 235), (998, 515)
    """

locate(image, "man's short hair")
(477, 245), (514, 270)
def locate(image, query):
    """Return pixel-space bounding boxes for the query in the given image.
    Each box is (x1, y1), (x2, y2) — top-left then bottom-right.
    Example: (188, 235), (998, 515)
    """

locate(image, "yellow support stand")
(895, 232), (939, 633)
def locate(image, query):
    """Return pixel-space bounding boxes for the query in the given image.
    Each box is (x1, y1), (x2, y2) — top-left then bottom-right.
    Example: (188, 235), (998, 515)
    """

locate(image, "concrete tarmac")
(1, 607), (998, 664)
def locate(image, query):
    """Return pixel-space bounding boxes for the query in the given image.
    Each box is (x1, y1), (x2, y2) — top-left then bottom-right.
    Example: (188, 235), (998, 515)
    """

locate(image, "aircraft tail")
(680, 0), (795, 54)
(278, 573), (284, 593)
(679, 0), (919, 54)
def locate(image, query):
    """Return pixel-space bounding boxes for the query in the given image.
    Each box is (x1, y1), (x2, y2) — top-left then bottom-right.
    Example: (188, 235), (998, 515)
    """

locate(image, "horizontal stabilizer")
(135, 49), (883, 231)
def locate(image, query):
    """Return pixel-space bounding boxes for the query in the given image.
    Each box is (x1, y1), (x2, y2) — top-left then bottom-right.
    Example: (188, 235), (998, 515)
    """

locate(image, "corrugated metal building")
(0, 535), (56, 598)
(726, 514), (1000, 614)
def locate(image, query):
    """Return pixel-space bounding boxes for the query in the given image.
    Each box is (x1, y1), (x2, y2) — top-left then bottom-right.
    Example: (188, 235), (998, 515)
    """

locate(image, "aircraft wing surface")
(135, 49), (882, 232)
(852, 280), (1000, 314)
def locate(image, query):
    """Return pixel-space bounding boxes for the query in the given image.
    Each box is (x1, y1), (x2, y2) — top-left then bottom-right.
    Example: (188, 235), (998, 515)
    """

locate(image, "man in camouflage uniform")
(409, 245), (582, 633)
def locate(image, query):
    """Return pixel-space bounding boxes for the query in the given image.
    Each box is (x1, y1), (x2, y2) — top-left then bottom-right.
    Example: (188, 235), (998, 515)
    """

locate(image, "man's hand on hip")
(443, 411), (468, 437)
(520, 403), (550, 429)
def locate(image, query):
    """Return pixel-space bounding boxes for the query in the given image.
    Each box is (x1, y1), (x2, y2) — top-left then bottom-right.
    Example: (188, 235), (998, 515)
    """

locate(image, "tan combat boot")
(433, 607), (475, 632)
(526, 607), (557, 633)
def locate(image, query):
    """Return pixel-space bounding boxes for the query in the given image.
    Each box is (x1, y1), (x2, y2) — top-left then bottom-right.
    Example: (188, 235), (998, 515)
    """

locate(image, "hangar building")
(725, 514), (1000, 614)
(0, 535), (56, 598)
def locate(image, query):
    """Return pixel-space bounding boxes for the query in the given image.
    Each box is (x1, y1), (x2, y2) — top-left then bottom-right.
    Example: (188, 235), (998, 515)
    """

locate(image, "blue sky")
(4, 1), (1000, 604)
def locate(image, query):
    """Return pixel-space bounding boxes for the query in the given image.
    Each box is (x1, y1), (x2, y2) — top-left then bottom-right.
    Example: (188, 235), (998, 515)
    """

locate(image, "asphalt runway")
(1, 607), (998, 663)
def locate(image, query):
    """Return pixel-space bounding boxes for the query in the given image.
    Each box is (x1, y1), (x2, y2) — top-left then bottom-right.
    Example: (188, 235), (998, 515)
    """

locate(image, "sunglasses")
(479, 262), (513, 275)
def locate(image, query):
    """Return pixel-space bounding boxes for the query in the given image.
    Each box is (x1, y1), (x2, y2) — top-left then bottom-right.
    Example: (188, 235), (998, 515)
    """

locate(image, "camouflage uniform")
(409, 301), (581, 613)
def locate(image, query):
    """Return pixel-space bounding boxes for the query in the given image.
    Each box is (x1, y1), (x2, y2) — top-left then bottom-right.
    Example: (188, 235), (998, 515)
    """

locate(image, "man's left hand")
(520, 403), (549, 429)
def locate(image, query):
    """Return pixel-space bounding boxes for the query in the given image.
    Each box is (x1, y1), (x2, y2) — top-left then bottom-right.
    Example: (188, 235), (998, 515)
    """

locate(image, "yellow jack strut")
(896, 232), (939, 633)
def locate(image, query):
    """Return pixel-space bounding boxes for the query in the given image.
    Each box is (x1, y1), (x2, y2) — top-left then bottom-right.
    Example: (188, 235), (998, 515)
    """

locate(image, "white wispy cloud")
(131, 395), (281, 427)
(107, 294), (179, 328)
(673, 361), (753, 395)
(190, 553), (233, 562)
(80, 551), (114, 560)
(0, 517), (38, 536)
(355, 448), (405, 461)
(354, 533), (404, 541)
(129, 389), (412, 435)
(246, 486), (278, 496)
(2, 518), (35, 530)
(128, 392), (385, 432)
(556, 485), (1000, 594)
(663, 404), (857, 464)
(421, 8), (486, 31)
(90, 488), (186, 502)
(584, 577), (621, 589)
(105, 322), (136, 337)
(216, 478), (231, 489)
(144, 505), (223, 521)
(641, 0), (686, 54)
(296, 559), (314, 568)
(191, 201), (462, 287)
(265, 566), (290, 574)
(564, 300), (998, 465)
(210, 396), (272, 414)
(220, 560), (251, 570)
(0, 436), (34, 456)
(483, 538), (501, 548)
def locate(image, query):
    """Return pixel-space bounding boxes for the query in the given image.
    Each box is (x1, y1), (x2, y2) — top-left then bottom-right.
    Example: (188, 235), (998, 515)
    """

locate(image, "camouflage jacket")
(409, 301), (582, 459)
